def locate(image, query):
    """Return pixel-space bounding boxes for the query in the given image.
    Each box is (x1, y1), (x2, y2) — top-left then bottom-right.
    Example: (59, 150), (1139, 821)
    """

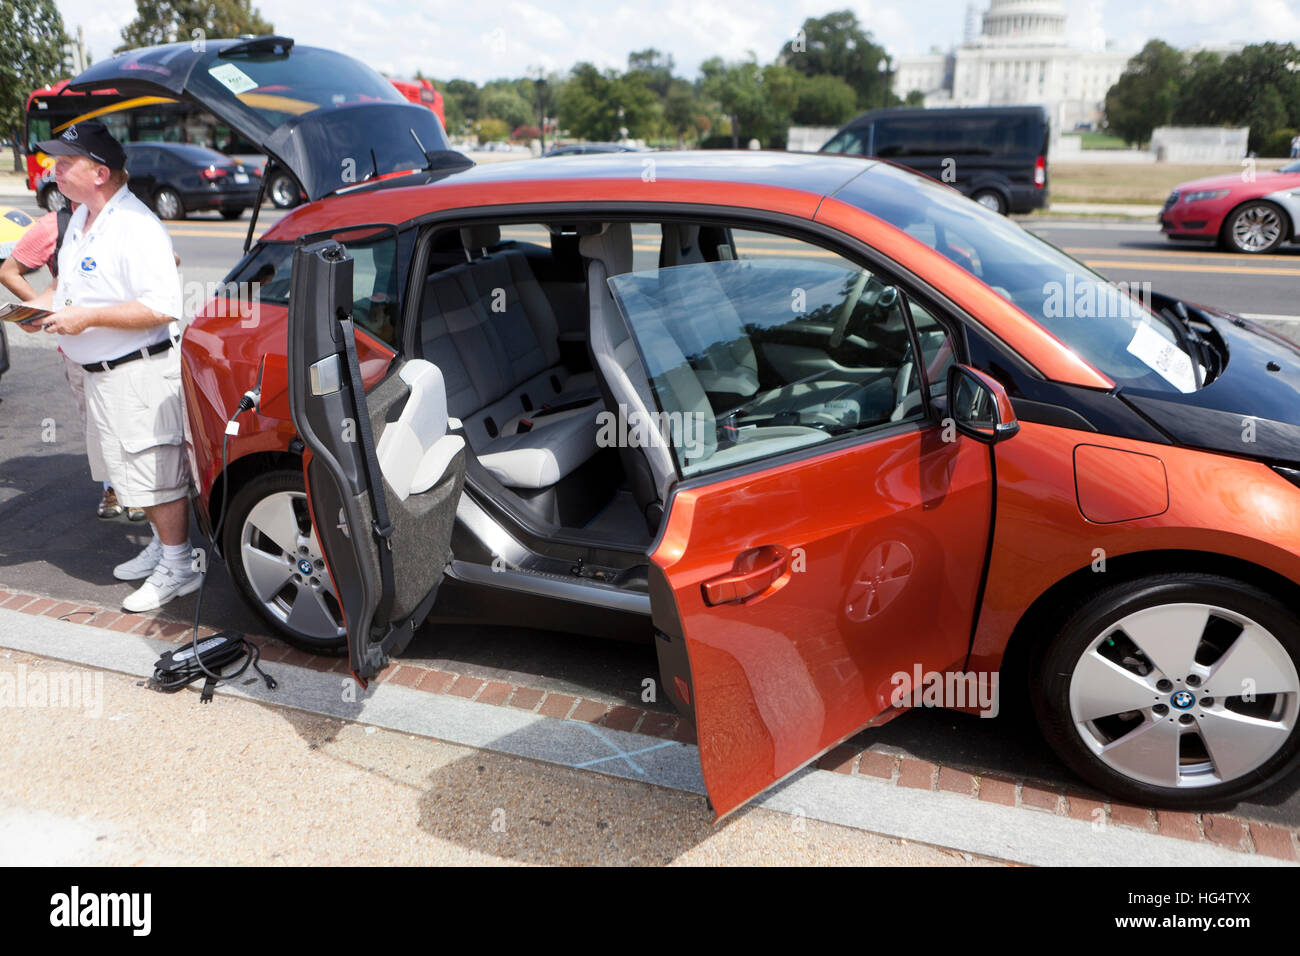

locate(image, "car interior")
(408, 217), (959, 560)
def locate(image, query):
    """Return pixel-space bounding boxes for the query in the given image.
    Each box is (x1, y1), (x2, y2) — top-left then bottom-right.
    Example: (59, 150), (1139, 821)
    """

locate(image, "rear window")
(159, 144), (232, 164)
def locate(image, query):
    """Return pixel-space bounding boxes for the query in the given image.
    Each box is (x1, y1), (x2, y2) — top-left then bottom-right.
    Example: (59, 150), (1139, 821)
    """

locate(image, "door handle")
(702, 545), (788, 606)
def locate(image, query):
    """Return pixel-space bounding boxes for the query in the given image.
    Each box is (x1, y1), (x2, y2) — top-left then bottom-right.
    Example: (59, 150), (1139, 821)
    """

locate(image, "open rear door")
(287, 239), (466, 681)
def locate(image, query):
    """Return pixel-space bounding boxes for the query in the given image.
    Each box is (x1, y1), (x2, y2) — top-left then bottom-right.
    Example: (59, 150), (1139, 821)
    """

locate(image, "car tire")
(153, 187), (185, 221)
(267, 171), (302, 209)
(1220, 201), (1287, 254)
(972, 189), (1007, 215)
(39, 184), (66, 212)
(220, 207), (246, 220)
(222, 468), (347, 656)
(1031, 573), (1300, 808)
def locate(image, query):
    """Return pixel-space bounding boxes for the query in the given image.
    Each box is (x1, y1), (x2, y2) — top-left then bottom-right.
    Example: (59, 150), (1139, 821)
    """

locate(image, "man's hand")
(41, 306), (96, 335)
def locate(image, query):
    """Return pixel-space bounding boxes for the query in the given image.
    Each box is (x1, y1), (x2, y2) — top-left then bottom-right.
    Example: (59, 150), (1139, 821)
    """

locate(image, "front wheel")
(266, 171), (302, 209)
(39, 184), (67, 212)
(1221, 201), (1287, 254)
(1032, 574), (1300, 808)
(222, 469), (347, 655)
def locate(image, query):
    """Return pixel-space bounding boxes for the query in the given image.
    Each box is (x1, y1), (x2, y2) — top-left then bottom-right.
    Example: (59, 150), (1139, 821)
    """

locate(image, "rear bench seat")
(419, 227), (602, 490)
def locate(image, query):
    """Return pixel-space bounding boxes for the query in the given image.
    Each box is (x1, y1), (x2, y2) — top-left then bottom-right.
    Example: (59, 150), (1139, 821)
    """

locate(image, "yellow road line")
(1065, 246), (1299, 263)
(1081, 258), (1300, 276)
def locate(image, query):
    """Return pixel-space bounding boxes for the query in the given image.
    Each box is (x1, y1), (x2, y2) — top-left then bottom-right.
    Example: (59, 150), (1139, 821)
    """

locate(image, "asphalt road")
(2, 206), (1300, 831)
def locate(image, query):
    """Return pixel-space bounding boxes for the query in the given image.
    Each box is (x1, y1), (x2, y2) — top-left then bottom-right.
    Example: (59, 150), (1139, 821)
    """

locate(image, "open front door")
(650, 428), (994, 818)
(287, 239), (466, 681)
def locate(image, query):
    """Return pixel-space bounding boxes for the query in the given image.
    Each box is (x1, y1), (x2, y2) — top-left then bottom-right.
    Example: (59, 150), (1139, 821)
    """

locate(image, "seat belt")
(337, 316), (396, 610)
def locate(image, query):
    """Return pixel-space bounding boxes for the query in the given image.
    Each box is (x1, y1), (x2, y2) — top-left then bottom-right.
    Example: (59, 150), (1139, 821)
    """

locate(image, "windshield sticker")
(1126, 321), (1197, 392)
(207, 63), (259, 95)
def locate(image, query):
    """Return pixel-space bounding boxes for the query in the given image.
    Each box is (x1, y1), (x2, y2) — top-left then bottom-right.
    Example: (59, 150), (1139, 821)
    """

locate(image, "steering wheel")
(829, 270), (871, 350)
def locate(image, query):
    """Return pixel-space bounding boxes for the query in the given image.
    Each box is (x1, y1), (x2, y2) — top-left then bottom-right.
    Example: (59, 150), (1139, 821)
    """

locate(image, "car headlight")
(1182, 189), (1230, 203)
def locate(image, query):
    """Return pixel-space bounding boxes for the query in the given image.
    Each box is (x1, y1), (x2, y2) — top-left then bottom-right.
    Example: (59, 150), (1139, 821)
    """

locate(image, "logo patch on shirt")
(80, 257), (97, 273)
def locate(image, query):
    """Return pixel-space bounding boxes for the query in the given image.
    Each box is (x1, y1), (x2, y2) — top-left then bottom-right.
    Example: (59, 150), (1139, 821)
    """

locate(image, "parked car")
(821, 106), (1050, 215)
(1160, 160), (1300, 254)
(0, 206), (35, 385)
(122, 141), (261, 220)
(71, 39), (1300, 818)
(543, 143), (642, 157)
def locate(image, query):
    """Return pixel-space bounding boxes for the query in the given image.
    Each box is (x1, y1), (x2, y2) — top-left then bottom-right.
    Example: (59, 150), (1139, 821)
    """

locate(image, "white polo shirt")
(54, 183), (183, 365)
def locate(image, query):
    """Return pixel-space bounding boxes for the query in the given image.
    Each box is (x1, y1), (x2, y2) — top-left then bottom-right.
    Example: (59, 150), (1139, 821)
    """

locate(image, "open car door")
(287, 238), (466, 681)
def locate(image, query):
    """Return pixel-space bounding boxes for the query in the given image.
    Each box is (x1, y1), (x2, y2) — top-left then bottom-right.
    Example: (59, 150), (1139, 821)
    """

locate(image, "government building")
(891, 0), (1134, 131)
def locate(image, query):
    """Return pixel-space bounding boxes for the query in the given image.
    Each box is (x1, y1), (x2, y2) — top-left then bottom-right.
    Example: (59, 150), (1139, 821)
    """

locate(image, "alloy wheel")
(154, 189), (183, 220)
(1067, 602), (1298, 789)
(1230, 204), (1283, 253)
(269, 173), (299, 208)
(238, 490), (344, 641)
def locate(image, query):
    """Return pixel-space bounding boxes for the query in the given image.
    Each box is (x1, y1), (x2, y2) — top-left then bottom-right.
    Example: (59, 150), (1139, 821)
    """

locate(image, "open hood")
(67, 36), (462, 202)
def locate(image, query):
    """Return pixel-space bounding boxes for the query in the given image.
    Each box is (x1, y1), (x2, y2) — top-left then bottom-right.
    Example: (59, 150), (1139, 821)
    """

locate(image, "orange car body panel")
(650, 425), (994, 818)
(968, 422), (1300, 672)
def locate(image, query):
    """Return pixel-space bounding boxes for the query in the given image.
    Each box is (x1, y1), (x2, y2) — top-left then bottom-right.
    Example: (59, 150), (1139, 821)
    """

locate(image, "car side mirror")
(946, 364), (1019, 444)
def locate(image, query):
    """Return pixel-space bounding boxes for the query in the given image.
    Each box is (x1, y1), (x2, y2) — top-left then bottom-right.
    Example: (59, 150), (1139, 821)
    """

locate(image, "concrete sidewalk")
(0, 599), (1290, 867)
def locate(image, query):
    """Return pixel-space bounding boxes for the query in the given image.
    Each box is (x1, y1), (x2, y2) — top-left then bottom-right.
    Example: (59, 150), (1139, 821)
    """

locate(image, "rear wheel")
(222, 469), (346, 654)
(972, 189), (1007, 215)
(153, 187), (185, 221)
(1032, 574), (1300, 808)
(1220, 201), (1287, 254)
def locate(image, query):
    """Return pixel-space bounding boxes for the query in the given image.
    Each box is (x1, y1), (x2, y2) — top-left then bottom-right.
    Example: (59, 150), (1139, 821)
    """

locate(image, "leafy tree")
(700, 57), (798, 147)
(556, 62), (656, 141)
(791, 73), (858, 126)
(117, 0), (273, 51)
(778, 10), (894, 111)
(474, 117), (508, 142)
(1173, 43), (1300, 152)
(1103, 40), (1184, 146)
(627, 49), (674, 98)
(0, 0), (69, 170)
(903, 89), (926, 107)
(664, 78), (699, 146)
(479, 87), (533, 131)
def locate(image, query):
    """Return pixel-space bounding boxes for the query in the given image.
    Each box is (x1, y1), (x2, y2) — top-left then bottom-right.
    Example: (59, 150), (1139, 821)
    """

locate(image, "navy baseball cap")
(36, 120), (127, 170)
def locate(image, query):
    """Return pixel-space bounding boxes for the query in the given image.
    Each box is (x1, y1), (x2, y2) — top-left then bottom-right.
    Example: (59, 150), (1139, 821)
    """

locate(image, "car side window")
(606, 224), (934, 479)
(227, 234), (399, 348)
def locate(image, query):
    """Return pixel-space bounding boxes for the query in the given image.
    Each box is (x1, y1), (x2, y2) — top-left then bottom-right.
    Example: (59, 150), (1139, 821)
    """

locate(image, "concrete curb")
(0, 587), (1295, 865)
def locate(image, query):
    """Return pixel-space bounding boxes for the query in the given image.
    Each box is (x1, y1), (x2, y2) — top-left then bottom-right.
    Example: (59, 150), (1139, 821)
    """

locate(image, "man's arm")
(41, 299), (171, 336)
(0, 257), (39, 302)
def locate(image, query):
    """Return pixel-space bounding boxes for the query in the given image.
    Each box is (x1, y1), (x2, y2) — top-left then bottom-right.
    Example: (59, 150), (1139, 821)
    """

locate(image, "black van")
(820, 106), (1049, 215)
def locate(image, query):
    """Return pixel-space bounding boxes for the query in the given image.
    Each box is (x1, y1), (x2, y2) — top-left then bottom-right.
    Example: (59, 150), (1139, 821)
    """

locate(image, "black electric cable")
(151, 390), (277, 699)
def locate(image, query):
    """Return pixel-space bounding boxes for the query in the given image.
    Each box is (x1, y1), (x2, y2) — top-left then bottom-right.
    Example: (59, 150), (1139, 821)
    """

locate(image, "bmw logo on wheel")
(298, 559), (313, 576)
(1171, 690), (1196, 710)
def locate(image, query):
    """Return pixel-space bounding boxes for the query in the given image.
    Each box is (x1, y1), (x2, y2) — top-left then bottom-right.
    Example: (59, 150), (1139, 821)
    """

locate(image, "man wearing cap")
(20, 120), (198, 611)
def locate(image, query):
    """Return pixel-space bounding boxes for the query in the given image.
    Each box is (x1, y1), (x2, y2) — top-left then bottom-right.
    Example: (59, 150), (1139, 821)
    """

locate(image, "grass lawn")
(1078, 132), (1127, 150)
(1049, 160), (1289, 204)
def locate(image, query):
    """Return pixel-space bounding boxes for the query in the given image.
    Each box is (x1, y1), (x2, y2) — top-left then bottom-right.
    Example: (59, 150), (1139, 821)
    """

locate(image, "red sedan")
(72, 39), (1300, 818)
(1161, 161), (1300, 253)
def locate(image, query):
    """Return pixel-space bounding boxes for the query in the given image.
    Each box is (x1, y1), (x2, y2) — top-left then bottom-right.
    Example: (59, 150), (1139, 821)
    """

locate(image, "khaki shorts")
(82, 346), (192, 508)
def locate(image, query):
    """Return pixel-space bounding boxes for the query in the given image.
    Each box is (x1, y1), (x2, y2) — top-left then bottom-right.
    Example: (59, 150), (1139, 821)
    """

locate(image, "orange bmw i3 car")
(72, 40), (1300, 817)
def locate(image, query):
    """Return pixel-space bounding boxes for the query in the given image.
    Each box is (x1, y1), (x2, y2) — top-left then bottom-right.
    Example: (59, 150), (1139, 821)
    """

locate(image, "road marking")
(1065, 246), (1300, 263)
(1081, 258), (1300, 276)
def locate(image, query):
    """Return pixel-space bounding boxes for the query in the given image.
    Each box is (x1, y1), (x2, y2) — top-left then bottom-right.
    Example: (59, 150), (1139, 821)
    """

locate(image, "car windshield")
(836, 166), (1202, 393)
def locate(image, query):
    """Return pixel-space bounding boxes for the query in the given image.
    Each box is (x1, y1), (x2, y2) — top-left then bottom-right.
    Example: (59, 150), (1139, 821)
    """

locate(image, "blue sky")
(56, 0), (1300, 83)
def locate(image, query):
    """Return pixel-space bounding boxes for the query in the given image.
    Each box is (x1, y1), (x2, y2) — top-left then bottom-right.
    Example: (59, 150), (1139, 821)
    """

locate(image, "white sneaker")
(122, 563), (202, 612)
(113, 539), (163, 581)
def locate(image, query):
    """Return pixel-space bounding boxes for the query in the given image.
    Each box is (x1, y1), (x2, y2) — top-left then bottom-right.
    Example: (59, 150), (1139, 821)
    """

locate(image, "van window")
(821, 126), (867, 155)
(872, 113), (1039, 159)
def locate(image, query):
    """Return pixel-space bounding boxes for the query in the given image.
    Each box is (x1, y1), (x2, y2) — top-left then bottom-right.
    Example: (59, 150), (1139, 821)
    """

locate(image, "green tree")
(1174, 43), (1300, 152)
(778, 10), (895, 111)
(1103, 39), (1184, 146)
(556, 62), (656, 141)
(903, 89), (926, 107)
(117, 0), (273, 51)
(663, 78), (699, 146)
(700, 57), (798, 147)
(791, 73), (858, 126)
(0, 0), (69, 171)
(479, 86), (533, 131)
(627, 49), (674, 98)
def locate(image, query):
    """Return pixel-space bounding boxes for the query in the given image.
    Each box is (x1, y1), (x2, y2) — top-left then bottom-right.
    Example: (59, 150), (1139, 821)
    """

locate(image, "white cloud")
(54, 0), (1300, 84)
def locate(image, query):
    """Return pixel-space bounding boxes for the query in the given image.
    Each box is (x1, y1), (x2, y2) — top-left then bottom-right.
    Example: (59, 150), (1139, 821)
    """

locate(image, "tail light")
(1034, 155), (1046, 188)
(200, 166), (229, 181)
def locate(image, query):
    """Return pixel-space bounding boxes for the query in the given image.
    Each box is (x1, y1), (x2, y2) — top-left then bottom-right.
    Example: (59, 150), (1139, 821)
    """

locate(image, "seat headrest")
(660, 222), (704, 267)
(579, 222), (634, 277)
(460, 224), (501, 255)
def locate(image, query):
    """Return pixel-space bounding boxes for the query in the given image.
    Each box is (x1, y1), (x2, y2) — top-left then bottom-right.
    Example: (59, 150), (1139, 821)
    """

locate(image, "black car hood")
(1121, 309), (1300, 465)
